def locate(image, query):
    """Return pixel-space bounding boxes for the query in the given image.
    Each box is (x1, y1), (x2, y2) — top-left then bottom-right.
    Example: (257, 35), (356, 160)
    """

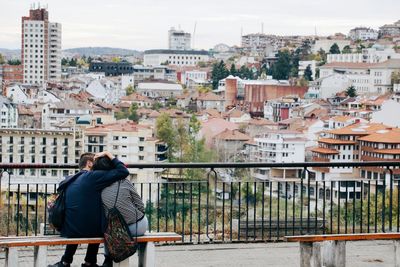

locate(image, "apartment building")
(253, 130), (305, 180)
(311, 123), (391, 202)
(0, 96), (18, 128)
(348, 27), (378, 41)
(42, 100), (91, 129)
(22, 6), (61, 85)
(0, 128), (80, 183)
(379, 20), (400, 37)
(1, 64), (24, 84)
(319, 59), (400, 95)
(168, 27), (191, 50)
(144, 49), (209, 67)
(327, 47), (400, 64)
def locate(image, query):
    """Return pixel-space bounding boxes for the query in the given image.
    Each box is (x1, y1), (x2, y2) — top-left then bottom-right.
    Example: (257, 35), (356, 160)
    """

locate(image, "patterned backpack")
(104, 181), (138, 262)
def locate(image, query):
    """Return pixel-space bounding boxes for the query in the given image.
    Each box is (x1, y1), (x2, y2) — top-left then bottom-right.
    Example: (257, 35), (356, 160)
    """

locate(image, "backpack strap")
(114, 180), (121, 208)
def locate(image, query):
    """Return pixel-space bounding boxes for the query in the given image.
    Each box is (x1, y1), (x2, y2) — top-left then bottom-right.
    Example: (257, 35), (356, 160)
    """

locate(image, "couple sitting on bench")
(49, 151), (147, 267)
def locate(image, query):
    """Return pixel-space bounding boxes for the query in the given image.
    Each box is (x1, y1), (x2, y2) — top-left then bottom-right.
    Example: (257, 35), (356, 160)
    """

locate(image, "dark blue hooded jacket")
(59, 158), (129, 237)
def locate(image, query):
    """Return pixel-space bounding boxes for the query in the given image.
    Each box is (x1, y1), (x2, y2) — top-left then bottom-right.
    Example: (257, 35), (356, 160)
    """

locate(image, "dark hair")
(79, 153), (95, 170)
(92, 156), (114, 171)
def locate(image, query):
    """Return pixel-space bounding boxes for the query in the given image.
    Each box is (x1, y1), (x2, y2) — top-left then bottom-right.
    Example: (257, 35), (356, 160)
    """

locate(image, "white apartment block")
(327, 47), (400, 64)
(348, 27), (378, 41)
(0, 96), (18, 128)
(168, 27), (191, 50)
(241, 33), (273, 50)
(144, 49), (209, 67)
(319, 59), (400, 95)
(298, 60), (316, 80)
(312, 39), (351, 53)
(253, 130), (305, 181)
(22, 7), (61, 86)
(42, 101), (91, 129)
(181, 70), (208, 87)
(0, 128), (81, 183)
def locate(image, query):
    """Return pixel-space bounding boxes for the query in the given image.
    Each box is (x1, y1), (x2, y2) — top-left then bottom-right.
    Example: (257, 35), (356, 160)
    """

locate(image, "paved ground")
(0, 240), (396, 266)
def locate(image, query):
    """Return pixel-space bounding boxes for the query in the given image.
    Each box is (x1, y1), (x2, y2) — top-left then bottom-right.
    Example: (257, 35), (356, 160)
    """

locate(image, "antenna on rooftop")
(193, 21), (197, 49)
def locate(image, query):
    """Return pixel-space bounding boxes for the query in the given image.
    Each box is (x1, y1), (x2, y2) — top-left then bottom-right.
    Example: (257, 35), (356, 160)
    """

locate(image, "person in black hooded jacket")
(48, 151), (129, 267)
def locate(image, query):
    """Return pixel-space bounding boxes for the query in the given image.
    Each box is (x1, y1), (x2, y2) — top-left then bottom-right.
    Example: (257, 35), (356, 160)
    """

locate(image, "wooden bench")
(285, 233), (400, 267)
(0, 232), (181, 267)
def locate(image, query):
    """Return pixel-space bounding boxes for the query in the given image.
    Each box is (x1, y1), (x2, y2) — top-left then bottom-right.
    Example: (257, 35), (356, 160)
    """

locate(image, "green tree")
(211, 60), (229, 89)
(342, 45), (352, 54)
(176, 119), (189, 162)
(152, 102), (163, 111)
(238, 65), (254, 80)
(126, 85), (135, 95)
(69, 58), (77, 67)
(156, 113), (176, 161)
(272, 50), (292, 80)
(346, 85), (357, 97)
(303, 65), (313, 81)
(317, 49), (327, 65)
(0, 53), (5, 64)
(329, 43), (341, 54)
(61, 58), (69, 66)
(229, 63), (237, 76)
(7, 59), (21, 65)
(128, 103), (139, 122)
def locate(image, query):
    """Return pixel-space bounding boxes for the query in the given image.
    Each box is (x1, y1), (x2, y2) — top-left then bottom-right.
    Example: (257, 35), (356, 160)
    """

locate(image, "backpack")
(104, 181), (138, 263)
(47, 171), (84, 231)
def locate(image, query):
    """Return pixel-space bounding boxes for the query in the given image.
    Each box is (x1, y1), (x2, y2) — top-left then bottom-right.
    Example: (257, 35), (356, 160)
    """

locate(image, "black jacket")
(60, 158), (129, 237)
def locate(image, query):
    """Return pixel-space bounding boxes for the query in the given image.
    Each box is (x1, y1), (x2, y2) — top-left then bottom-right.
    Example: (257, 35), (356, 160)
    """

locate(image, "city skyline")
(0, 0), (399, 51)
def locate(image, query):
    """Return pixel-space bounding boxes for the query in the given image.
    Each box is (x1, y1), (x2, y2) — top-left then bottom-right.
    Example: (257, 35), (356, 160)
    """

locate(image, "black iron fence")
(1, 161), (400, 244)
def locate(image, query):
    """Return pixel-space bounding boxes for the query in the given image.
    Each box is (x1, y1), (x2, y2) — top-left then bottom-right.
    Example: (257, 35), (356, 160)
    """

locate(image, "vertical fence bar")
(174, 183), (177, 233)
(323, 181), (326, 235)
(16, 184), (20, 236)
(269, 181), (272, 240)
(398, 180), (400, 232)
(352, 182), (356, 234)
(198, 182), (201, 244)
(35, 184), (38, 236)
(293, 181), (296, 236)
(253, 182), (256, 241)
(238, 181), (241, 241)
(315, 181), (318, 235)
(206, 175), (210, 239)
(330, 181), (333, 234)
(148, 183), (152, 232)
(388, 168), (393, 232)
(190, 183), (193, 243)
(44, 184), (48, 235)
(157, 183), (160, 232)
(367, 180), (371, 233)
(245, 182), (249, 241)
(285, 182), (288, 237)
(7, 172), (11, 236)
(337, 181), (341, 234)
(165, 183), (168, 232)
(222, 182), (225, 242)
(300, 170), (304, 235)
(307, 172), (310, 234)
(277, 182), (280, 239)
(360, 182), (363, 233)
(181, 183), (185, 242)
(382, 172), (386, 233)
(345, 181), (348, 234)
(375, 180), (378, 233)
(261, 181), (265, 240)
(26, 184), (29, 236)
(230, 182), (233, 242)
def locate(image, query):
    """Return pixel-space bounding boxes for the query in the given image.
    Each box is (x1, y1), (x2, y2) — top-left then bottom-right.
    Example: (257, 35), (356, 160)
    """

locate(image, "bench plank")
(0, 233), (181, 248)
(285, 233), (400, 242)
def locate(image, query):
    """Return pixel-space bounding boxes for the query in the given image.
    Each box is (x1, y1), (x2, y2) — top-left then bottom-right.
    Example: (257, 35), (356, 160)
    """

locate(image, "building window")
(139, 146), (144, 151)
(139, 156), (144, 161)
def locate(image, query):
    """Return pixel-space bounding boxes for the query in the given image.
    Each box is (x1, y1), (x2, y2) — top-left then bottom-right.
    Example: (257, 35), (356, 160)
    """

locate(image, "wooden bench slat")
(285, 233), (400, 242)
(0, 233), (181, 248)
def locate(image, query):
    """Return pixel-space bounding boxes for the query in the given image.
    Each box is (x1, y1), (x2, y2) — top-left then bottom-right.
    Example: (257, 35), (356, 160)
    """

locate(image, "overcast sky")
(1, 0), (399, 51)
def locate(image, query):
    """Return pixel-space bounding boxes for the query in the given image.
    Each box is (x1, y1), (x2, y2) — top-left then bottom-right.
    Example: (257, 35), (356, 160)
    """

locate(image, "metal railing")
(0, 161), (400, 244)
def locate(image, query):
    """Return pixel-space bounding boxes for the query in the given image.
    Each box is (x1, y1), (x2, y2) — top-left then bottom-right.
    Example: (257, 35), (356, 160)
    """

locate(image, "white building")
(371, 100), (400, 127)
(308, 73), (353, 99)
(0, 96), (18, 128)
(42, 100), (91, 129)
(241, 33), (274, 51)
(327, 46), (400, 64)
(348, 27), (378, 41)
(252, 130), (306, 180)
(144, 49), (209, 67)
(168, 27), (191, 50)
(22, 7), (62, 85)
(137, 82), (183, 98)
(379, 20), (400, 37)
(180, 70), (208, 87)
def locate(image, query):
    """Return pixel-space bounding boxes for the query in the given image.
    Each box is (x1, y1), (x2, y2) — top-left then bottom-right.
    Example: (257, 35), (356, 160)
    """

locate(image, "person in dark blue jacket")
(49, 151), (129, 267)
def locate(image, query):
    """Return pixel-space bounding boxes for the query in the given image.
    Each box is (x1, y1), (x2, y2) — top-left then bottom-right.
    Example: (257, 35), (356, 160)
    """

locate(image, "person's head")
(79, 152), (95, 170)
(92, 156), (114, 171)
